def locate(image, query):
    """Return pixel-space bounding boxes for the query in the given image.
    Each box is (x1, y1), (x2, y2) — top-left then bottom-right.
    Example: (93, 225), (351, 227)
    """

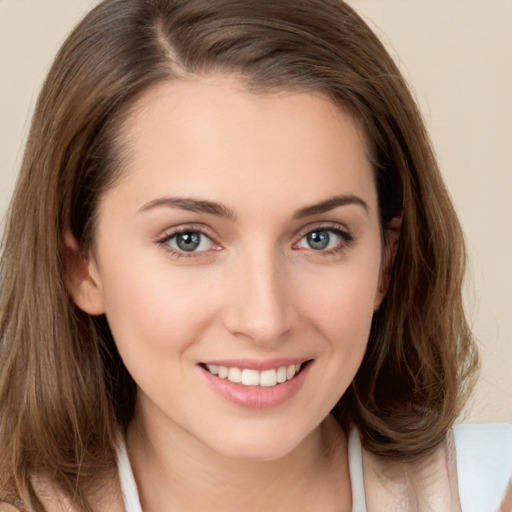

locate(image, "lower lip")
(200, 363), (312, 409)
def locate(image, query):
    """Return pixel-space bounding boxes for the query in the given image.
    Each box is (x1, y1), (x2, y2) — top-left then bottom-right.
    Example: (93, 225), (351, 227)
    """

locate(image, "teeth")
(228, 367), (242, 383)
(206, 364), (219, 375)
(241, 368), (260, 386)
(259, 369), (277, 387)
(276, 366), (287, 383)
(205, 363), (304, 387)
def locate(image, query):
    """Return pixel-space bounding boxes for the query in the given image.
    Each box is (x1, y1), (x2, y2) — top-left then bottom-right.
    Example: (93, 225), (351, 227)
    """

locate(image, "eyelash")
(294, 223), (355, 256)
(156, 223), (355, 259)
(156, 225), (220, 259)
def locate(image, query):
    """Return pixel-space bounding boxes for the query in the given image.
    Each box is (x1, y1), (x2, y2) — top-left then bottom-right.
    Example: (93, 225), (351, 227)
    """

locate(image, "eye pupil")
(307, 230), (330, 250)
(176, 232), (201, 251)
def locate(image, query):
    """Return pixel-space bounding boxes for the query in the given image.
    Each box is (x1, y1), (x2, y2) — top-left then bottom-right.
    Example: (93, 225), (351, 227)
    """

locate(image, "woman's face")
(74, 76), (388, 461)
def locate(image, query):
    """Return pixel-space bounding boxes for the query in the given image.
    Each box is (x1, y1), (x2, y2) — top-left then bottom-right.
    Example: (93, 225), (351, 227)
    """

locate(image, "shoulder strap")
(347, 426), (367, 512)
(454, 423), (512, 512)
(117, 439), (143, 512)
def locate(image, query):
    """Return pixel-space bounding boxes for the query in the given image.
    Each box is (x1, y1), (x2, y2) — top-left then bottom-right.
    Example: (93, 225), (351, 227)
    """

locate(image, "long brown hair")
(0, 0), (478, 509)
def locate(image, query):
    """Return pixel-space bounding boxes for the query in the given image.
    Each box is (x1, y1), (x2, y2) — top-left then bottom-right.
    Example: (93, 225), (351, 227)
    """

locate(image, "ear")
(63, 230), (106, 315)
(374, 214), (402, 309)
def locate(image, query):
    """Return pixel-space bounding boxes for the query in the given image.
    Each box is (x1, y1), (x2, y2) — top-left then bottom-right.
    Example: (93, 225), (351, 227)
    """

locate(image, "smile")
(200, 359), (312, 408)
(204, 363), (303, 388)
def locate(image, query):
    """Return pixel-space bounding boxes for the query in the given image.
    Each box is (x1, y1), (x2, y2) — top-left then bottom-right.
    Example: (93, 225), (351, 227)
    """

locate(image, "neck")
(125, 412), (351, 512)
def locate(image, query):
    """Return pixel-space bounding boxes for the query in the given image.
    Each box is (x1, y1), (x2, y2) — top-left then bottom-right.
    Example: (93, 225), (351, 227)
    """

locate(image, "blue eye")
(296, 228), (351, 251)
(306, 230), (331, 250)
(164, 231), (214, 253)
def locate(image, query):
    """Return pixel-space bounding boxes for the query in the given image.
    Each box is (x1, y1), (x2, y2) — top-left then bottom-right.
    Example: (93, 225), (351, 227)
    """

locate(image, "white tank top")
(117, 423), (512, 512)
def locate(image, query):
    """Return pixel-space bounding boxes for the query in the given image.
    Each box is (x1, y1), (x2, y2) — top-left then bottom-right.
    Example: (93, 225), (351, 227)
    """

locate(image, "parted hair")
(0, 0), (478, 509)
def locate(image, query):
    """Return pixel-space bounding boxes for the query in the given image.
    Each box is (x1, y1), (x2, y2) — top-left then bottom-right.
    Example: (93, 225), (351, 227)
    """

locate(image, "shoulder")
(454, 421), (512, 435)
(29, 472), (125, 512)
(357, 423), (512, 512)
(0, 505), (21, 512)
(453, 422), (512, 448)
(453, 423), (512, 477)
(453, 423), (512, 512)
(0, 506), (18, 511)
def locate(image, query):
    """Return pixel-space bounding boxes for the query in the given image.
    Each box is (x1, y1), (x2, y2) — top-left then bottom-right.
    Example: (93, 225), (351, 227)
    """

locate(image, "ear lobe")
(63, 231), (105, 316)
(375, 214), (402, 309)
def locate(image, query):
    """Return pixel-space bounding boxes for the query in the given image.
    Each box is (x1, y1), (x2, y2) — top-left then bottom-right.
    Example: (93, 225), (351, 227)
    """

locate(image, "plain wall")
(0, 0), (511, 422)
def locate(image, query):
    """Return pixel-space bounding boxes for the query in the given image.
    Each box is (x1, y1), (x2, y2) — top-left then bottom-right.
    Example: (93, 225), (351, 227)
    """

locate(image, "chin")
(203, 421), (316, 463)
(217, 440), (298, 463)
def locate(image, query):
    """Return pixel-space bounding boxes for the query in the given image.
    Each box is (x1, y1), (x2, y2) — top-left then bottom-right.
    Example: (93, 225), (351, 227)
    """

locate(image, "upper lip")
(199, 358), (312, 371)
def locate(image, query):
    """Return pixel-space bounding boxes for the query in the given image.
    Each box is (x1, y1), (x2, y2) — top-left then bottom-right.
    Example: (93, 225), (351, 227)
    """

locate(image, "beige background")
(0, 1), (510, 422)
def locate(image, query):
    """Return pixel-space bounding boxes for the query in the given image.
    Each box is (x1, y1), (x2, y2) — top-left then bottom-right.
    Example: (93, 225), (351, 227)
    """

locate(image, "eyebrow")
(293, 194), (369, 219)
(138, 193), (369, 219)
(138, 197), (236, 219)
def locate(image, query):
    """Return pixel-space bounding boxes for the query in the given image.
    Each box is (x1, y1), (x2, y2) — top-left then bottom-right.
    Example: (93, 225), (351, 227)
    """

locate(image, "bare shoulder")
(0, 504), (21, 512)
(31, 471), (125, 512)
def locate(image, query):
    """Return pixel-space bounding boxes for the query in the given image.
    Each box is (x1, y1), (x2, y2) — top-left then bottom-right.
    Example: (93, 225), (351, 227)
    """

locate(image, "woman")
(0, 0), (510, 511)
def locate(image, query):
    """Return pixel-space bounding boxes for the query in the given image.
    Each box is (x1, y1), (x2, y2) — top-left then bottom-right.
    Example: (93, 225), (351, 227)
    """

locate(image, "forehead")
(108, 75), (377, 216)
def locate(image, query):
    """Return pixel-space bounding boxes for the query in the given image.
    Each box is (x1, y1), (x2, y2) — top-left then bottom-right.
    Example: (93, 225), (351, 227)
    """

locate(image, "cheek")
(296, 254), (381, 399)
(287, 257), (381, 417)
(98, 255), (221, 362)
(299, 259), (381, 341)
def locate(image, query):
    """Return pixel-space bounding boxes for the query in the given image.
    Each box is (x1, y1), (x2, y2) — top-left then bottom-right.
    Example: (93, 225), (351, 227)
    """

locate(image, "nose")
(221, 249), (296, 347)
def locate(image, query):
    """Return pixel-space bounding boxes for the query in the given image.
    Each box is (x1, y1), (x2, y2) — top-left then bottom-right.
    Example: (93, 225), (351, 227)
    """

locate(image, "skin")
(68, 75), (397, 512)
